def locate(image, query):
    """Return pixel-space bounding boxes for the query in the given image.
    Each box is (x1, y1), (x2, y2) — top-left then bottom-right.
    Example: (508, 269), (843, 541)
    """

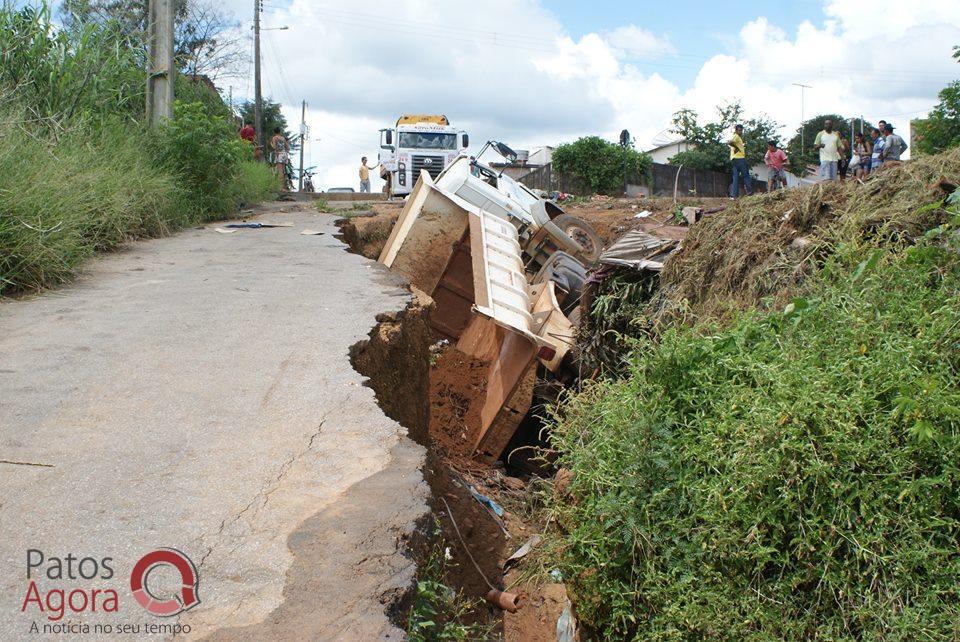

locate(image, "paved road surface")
(0, 203), (427, 640)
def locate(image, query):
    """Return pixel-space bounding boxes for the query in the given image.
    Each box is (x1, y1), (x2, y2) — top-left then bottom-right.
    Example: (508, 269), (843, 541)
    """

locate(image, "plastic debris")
(300, 229), (324, 235)
(504, 534), (541, 569)
(556, 599), (577, 642)
(634, 210), (652, 218)
(468, 485), (505, 517)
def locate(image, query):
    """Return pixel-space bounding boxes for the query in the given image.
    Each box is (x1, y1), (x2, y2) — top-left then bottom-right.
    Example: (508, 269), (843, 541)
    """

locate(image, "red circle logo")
(129, 548), (201, 616)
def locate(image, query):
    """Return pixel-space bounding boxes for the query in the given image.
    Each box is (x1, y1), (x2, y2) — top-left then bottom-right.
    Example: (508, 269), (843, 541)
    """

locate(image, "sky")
(212, 0), (960, 190)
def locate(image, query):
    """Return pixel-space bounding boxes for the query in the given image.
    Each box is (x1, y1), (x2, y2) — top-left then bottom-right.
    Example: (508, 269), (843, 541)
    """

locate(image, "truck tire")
(552, 214), (602, 263)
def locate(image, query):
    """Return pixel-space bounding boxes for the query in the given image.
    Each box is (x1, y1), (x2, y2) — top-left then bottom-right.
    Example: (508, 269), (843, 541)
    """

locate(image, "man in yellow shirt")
(359, 157), (379, 193)
(727, 124), (752, 198)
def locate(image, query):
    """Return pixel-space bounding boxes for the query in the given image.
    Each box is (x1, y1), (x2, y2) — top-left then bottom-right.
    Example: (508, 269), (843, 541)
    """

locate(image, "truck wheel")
(552, 214), (602, 262)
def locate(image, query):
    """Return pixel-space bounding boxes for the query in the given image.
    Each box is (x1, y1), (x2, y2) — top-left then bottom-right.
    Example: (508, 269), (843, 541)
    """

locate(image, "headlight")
(398, 162), (406, 186)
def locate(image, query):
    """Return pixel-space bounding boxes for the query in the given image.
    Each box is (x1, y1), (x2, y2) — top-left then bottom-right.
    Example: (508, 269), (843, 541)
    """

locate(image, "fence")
(519, 162), (736, 198)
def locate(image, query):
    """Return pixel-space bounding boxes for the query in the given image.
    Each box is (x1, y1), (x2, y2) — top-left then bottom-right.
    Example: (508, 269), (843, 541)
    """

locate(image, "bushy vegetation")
(548, 185), (960, 639)
(553, 136), (652, 195)
(0, 4), (275, 294)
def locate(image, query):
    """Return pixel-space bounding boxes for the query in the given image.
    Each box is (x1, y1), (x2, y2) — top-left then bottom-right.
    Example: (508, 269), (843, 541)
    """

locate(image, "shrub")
(549, 228), (960, 639)
(149, 100), (249, 214)
(552, 136), (651, 195)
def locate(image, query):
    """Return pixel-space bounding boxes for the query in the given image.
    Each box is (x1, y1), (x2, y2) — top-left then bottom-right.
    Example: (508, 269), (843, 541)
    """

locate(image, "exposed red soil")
(429, 348), (489, 460)
(564, 195), (729, 244)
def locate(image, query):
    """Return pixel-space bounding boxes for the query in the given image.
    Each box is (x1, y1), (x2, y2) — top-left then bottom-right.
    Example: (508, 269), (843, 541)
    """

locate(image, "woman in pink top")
(764, 141), (789, 191)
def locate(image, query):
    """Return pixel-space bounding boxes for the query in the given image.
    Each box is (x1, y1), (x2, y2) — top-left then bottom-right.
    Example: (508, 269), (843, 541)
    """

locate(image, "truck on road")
(379, 114), (469, 197)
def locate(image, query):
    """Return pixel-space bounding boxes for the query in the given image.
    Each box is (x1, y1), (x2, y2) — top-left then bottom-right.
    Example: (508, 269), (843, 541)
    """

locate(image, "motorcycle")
(301, 166), (316, 193)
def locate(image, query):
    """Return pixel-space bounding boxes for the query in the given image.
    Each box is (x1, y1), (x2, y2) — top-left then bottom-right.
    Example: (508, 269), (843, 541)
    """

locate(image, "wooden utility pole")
(298, 100), (306, 191)
(253, 0), (264, 153)
(146, 0), (175, 126)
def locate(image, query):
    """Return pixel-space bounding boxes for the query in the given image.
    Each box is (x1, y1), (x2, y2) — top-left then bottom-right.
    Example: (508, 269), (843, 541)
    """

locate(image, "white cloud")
(603, 25), (676, 59)
(217, 0), (959, 190)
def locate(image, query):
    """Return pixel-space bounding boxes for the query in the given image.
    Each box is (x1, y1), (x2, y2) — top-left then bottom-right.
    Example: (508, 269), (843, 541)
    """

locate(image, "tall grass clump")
(548, 198), (960, 639)
(0, 4), (275, 294)
(0, 116), (187, 292)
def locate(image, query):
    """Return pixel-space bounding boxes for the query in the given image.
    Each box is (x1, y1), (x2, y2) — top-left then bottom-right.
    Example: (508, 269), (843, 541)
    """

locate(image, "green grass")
(0, 115), (275, 294)
(547, 211), (960, 639)
(407, 528), (488, 642)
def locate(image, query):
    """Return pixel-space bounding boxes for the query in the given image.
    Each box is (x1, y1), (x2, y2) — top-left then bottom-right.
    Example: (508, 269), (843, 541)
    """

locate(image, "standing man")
(359, 157), (380, 193)
(728, 124), (752, 198)
(814, 119), (841, 181)
(764, 140), (789, 190)
(880, 124), (907, 164)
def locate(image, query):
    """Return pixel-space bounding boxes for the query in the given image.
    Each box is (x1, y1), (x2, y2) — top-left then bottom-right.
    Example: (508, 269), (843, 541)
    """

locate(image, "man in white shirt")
(814, 119), (841, 181)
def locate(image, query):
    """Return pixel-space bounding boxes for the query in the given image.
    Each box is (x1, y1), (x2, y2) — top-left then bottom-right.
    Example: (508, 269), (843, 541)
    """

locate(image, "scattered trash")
(224, 222), (293, 229)
(598, 229), (680, 271)
(556, 599), (577, 642)
(634, 209), (652, 219)
(681, 206), (703, 226)
(300, 229), (324, 235)
(550, 568), (563, 581)
(503, 534), (541, 569)
(486, 589), (520, 613)
(468, 485), (505, 517)
(214, 227), (237, 234)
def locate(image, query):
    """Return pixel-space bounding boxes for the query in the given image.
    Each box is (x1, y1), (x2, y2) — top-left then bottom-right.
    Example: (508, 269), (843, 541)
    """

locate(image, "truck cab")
(379, 114), (469, 196)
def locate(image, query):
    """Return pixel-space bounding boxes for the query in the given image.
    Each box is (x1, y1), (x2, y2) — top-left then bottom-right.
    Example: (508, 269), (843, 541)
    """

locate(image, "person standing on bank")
(814, 119), (841, 181)
(880, 123), (908, 165)
(728, 124), (752, 198)
(359, 157), (380, 193)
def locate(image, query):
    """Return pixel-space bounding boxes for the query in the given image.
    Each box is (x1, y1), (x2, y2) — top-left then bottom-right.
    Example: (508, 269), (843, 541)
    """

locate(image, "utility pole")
(146, 0), (175, 126)
(298, 100), (306, 191)
(792, 83), (812, 150)
(253, 0), (263, 154)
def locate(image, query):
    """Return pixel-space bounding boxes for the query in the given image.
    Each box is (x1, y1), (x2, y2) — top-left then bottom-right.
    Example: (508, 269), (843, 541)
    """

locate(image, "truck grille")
(411, 154), (444, 180)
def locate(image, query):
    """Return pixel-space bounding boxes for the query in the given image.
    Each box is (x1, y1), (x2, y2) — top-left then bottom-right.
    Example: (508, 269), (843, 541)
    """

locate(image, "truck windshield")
(398, 132), (457, 150)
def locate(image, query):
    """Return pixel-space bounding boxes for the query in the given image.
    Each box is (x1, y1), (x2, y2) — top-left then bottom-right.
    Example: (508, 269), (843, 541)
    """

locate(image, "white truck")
(378, 114), (469, 196)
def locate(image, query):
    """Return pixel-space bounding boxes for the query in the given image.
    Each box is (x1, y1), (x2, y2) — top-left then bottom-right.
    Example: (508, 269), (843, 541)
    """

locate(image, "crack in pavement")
(196, 418), (328, 569)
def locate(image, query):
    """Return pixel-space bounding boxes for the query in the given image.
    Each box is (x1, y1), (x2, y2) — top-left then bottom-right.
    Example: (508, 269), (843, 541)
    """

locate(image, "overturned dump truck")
(379, 155), (599, 462)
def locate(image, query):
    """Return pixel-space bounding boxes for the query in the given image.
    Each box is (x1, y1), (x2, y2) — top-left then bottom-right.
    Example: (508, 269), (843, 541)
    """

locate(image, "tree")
(913, 48), (960, 155)
(62, 0), (244, 79)
(552, 136), (652, 195)
(785, 114), (872, 175)
(668, 101), (780, 172)
(239, 98), (293, 144)
(175, 0), (246, 80)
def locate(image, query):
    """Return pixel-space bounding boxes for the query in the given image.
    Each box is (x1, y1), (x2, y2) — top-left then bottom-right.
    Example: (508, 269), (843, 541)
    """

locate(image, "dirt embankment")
(349, 286), (433, 443)
(335, 203), (402, 259)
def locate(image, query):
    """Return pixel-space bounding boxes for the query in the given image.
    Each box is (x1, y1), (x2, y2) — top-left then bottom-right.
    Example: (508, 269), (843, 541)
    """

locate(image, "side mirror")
(462, 133), (469, 148)
(385, 130), (393, 145)
(494, 141), (518, 163)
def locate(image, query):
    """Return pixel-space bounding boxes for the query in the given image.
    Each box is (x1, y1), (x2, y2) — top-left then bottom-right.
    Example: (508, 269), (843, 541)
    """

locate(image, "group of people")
(728, 118), (910, 198)
(239, 122), (291, 190)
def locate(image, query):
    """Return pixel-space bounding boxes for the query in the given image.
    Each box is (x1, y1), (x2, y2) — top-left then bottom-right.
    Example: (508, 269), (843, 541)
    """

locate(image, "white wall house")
(644, 139), (693, 165)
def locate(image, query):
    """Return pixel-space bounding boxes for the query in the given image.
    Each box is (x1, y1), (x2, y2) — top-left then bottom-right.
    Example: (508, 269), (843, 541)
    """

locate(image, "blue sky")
(542, 0), (825, 87)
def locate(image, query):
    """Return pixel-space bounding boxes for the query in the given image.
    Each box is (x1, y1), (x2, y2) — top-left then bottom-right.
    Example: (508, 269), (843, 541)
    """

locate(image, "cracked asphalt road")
(0, 203), (428, 640)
